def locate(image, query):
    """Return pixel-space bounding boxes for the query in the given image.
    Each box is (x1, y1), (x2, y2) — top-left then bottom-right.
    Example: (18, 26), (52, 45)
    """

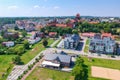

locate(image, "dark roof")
(44, 53), (71, 63)
(72, 34), (80, 41)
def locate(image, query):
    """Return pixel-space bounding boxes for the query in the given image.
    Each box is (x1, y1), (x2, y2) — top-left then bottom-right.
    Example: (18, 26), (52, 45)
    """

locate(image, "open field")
(26, 68), (73, 80)
(82, 56), (120, 80)
(0, 55), (16, 79)
(21, 38), (55, 64)
(21, 41), (45, 64)
(92, 66), (120, 80)
(83, 56), (120, 70)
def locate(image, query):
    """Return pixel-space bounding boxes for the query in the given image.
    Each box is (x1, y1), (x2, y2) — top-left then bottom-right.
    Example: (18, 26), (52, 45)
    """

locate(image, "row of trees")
(41, 22), (120, 37)
(76, 22), (120, 35)
(41, 26), (78, 36)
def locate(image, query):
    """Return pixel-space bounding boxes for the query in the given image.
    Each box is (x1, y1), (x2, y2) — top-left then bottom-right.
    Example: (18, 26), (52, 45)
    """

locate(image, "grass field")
(82, 56), (120, 80)
(26, 68), (73, 80)
(47, 38), (55, 46)
(21, 41), (45, 64)
(21, 38), (55, 64)
(83, 57), (120, 70)
(0, 55), (16, 79)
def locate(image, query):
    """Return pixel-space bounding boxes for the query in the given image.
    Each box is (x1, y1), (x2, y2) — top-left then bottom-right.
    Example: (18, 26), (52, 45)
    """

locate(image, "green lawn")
(21, 38), (55, 64)
(26, 68), (73, 80)
(21, 41), (45, 64)
(0, 55), (16, 79)
(47, 38), (55, 46)
(27, 33), (32, 37)
(84, 38), (90, 53)
(86, 38), (90, 45)
(82, 56), (120, 80)
(84, 46), (89, 53)
(83, 57), (120, 70)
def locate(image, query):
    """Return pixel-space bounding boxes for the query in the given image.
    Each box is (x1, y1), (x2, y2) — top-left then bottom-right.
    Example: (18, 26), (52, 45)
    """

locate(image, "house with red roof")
(49, 32), (57, 38)
(81, 33), (95, 38)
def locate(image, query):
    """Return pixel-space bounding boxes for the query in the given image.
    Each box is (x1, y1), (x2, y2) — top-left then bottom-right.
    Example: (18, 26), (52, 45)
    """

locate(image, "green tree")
(72, 57), (86, 80)
(23, 40), (29, 49)
(15, 45), (25, 55)
(12, 55), (21, 64)
(42, 39), (48, 47)
(21, 30), (27, 37)
(72, 29), (78, 34)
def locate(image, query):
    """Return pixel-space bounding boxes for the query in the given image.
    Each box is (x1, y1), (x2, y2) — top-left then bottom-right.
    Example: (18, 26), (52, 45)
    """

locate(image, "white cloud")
(8, 6), (18, 9)
(53, 6), (60, 9)
(34, 5), (40, 8)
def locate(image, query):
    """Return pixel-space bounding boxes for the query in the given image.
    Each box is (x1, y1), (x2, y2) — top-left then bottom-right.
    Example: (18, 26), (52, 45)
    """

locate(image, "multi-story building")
(89, 33), (116, 54)
(57, 34), (80, 50)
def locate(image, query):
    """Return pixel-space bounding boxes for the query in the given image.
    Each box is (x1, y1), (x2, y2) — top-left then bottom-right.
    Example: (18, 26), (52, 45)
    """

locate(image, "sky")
(0, 0), (120, 17)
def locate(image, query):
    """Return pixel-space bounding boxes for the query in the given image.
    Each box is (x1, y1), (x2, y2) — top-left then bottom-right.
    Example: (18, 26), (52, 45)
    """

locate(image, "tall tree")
(42, 39), (48, 47)
(12, 55), (21, 64)
(72, 57), (86, 80)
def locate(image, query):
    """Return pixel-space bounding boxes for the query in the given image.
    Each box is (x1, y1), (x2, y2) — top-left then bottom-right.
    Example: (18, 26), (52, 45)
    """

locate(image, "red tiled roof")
(88, 21), (99, 24)
(49, 32), (57, 35)
(82, 33), (95, 37)
(102, 33), (111, 37)
(55, 24), (67, 28)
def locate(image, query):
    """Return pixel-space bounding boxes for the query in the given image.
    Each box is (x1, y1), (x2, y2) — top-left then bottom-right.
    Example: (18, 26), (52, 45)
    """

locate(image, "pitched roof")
(44, 53), (71, 63)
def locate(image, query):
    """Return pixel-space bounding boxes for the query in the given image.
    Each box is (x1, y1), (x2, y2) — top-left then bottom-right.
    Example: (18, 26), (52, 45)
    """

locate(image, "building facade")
(89, 33), (116, 54)
(57, 34), (80, 50)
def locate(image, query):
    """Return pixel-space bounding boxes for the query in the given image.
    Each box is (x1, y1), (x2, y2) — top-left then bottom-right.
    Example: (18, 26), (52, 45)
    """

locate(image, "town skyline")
(0, 0), (120, 17)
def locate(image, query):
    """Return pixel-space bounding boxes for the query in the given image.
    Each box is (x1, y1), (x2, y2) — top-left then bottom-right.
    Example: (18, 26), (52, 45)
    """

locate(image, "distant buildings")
(28, 37), (41, 44)
(3, 32), (19, 39)
(2, 41), (14, 47)
(27, 31), (42, 44)
(57, 34), (80, 49)
(89, 33), (116, 54)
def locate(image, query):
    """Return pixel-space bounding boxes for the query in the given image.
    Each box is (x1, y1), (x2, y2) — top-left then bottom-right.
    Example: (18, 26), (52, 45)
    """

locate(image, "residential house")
(57, 34), (80, 49)
(16, 20), (25, 29)
(2, 41), (14, 47)
(89, 33), (116, 54)
(28, 37), (41, 44)
(41, 51), (71, 68)
(81, 33), (95, 38)
(28, 31), (42, 44)
(3, 32), (19, 39)
(49, 32), (57, 38)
